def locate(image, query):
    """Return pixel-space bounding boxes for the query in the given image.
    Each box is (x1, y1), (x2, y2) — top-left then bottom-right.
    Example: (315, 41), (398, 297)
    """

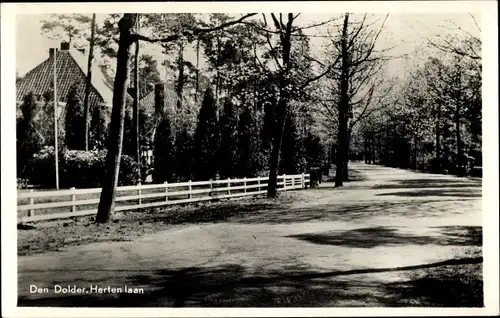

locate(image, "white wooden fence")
(17, 174), (310, 223)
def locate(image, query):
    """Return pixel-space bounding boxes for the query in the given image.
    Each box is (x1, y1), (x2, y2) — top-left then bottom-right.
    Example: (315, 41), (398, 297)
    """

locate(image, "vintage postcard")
(1, 1), (498, 317)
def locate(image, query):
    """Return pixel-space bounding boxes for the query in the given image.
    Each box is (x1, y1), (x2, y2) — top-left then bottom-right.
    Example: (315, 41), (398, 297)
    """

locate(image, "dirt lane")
(18, 163), (482, 307)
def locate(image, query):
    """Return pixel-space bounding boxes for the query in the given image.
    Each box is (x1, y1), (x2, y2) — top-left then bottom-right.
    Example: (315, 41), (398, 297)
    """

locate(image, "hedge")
(25, 147), (139, 189)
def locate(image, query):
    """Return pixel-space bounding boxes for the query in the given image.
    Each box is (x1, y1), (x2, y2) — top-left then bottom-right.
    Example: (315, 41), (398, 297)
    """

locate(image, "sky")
(16, 13), (481, 81)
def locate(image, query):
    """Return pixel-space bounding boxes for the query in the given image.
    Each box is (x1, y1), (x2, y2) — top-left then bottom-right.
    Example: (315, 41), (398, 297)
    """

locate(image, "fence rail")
(17, 174), (310, 223)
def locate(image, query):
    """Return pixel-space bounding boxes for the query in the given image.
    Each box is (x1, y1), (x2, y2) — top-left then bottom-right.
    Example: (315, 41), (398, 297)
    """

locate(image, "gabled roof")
(17, 46), (116, 108)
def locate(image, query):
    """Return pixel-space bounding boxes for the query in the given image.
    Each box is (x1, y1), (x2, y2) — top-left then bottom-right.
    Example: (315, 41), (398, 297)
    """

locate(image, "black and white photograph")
(1, 1), (498, 316)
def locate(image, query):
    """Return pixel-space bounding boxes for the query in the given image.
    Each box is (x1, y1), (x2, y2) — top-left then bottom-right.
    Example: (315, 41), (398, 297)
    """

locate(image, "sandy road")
(17, 163), (482, 307)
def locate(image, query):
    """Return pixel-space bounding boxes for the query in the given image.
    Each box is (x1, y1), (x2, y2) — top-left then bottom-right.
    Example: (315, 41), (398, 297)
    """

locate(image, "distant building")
(16, 42), (116, 112)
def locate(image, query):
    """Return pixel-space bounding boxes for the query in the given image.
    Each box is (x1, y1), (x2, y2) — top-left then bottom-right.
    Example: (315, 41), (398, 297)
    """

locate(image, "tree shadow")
(139, 198), (477, 226)
(372, 178), (481, 190)
(18, 257), (483, 307)
(287, 226), (482, 249)
(376, 189), (481, 198)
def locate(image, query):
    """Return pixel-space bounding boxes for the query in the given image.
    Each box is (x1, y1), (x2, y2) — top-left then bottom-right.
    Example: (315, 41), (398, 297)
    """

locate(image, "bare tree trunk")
(267, 96), (288, 197)
(412, 134), (418, 170)
(96, 14), (136, 223)
(435, 101), (441, 172)
(370, 136), (375, 164)
(195, 39), (200, 103)
(176, 42), (184, 110)
(132, 15), (141, 183)
(363, 134), (370, 164)
(83, 13), (96, 151)
(267, 13), (293, 198)
(335, 14), (349, 187)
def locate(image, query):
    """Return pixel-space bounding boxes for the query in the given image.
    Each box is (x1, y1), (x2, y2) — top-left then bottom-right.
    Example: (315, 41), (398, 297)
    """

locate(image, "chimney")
(49, 48), (58, 58)
(60, 42), (70, 51)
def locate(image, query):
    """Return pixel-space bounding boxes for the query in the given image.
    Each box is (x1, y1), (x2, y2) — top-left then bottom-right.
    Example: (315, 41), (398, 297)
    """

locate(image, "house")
(16, 42), (116, 112)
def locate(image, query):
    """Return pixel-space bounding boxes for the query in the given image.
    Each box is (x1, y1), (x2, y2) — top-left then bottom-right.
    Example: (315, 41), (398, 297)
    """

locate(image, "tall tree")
(218, 98), (239, 178)
(65, 83), (86, 150)
(96, 13), (257, 222)
(133, 15), (141, 182)
(153, 113), (174, 183)
(193, 88), (219, 180)
(83, 14), (96, 151)
(96, 14), (136, 223)
(236, 107), (262, 177)
(17, 93), (44, 177)
(280, 109), (306, 174)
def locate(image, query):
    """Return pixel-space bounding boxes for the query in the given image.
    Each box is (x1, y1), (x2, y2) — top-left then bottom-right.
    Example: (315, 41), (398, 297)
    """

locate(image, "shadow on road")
(287, 226), (482, 248)
(17, 257), (483, 307)
(373, 178), (481, 190)
(145, 198), (476, 226)
(376, 189), (481, 198)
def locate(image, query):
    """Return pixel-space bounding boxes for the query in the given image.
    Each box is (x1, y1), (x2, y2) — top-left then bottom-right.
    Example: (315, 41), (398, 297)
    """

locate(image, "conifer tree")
(153, 113), (174, 183)
(236, 107), (262, 177)
(65, 83), (86, 150)
(193, 88), (219, 180)
(17, 92), (44, 177)
(174, 127), (194, 181)
(218, 98), (239, 178)
(280, 109), (306, 174)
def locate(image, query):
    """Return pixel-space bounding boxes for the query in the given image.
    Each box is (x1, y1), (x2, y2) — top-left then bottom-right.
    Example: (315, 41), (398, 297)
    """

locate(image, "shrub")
(25, 147), (139, 189)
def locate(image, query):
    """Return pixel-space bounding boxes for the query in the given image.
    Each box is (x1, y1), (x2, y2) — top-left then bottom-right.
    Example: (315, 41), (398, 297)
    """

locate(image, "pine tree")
(65, 83), (86, 150)
(280, 110), (306, 175)
(218, 98), (238, 178)
(174, 127), (194, 181)
(193, 88), (219, 180)
(122, 103), (134, 156)
(260, 101), (275, 153)
(153, 113), (174, 183)
(89, 105), (108, 150)
(17, 92), (44, 177)
(236, 107), (262, 177)
(304, 132), (326, 170)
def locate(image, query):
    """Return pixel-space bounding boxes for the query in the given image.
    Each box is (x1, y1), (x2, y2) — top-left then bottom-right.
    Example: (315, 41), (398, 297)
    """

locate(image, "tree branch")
(132, 13), (257, 43)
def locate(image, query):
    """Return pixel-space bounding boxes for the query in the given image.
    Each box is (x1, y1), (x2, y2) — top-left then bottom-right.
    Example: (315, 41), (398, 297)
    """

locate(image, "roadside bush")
(25, 147), (139, 189)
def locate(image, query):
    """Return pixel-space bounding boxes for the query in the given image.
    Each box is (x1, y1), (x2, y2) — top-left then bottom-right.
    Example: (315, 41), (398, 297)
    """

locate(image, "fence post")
(188, 180), (192, 199)
(257, 176), (261, 192)
(283, 174), (287, 191)
(164, 181), (168, 202)
(70, 187), (76, 213)
(209, 179), (213, 197)
(138, 183), (142, 206)
(227, 178), (231, 196)
(243, 177), (247, 193)
(28, 189), (34, 217)
(291, 176), (295, 189)
(301, 173), (305, 189)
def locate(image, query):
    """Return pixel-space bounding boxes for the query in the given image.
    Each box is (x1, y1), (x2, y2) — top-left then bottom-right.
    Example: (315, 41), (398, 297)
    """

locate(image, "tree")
(96, 13), (257, 222)
(153, 113), (174, 183)
(17, 92), (44, 177)
(304, 132), (326, 170)
(318, 13), (389, 186)
(236, 107), (262, 177)
(218, 98), (239, 178)
(193, 88), (219, 180)
(96, 14), (136, 223)
(174, 127), (194, 181)
(244, 13), (338, 197)
(65, 83), (86, 150)
(280, 109), (306, 174)
(83, 14), (97, 151)
(89, 105), (108, 150)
